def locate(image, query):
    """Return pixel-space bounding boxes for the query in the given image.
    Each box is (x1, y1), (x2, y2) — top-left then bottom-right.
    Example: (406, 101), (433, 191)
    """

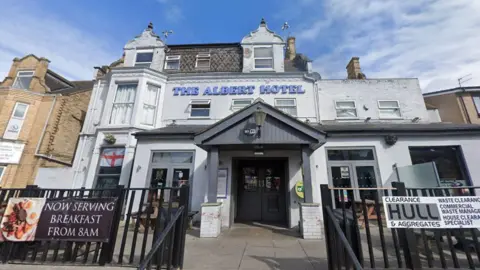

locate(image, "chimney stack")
(286, 37), (296, 60)
(346, 57), (366, 79)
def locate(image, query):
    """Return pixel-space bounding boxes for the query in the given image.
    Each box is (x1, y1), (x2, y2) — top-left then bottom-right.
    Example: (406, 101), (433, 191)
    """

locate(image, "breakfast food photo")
(0, 198), (46, 242)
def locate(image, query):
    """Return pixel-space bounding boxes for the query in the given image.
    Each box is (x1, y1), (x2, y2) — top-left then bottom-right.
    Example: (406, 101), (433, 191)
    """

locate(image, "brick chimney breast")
(346, 57), (366, 79)
(286, 37), (296, 60)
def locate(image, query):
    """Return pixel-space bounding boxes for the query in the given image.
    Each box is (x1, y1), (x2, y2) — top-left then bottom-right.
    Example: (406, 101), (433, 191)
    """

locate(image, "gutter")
(459, 88), (472, 123)
(34, 95), (72, 166)
(303, 73), (321, 122)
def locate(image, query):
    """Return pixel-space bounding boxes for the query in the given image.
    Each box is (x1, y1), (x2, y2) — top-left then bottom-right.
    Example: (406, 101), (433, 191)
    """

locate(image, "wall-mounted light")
(254, 107), (267, 138)
(412, 117), (420, 123)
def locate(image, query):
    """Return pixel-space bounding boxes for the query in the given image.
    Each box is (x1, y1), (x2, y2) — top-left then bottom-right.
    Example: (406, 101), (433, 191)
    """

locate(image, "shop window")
(95, 148), (125, 189)
(409, 146), (469, 186)
(231, 99), (252, 111)
(110, 84), (137, 124)
(378, 100), (401, 118)
(195, 53), (210, 69)
(0, 166), (5, 184)
(327, 149), (375, 161)
(165, 55), (180, 70)
(190, 100), (211, 117)
(274, 98), (297, 116)
(254, 46), (273, 69)
(135, 51), (153, 67)
(12, 70), (34, 90)
(335, 101), (357, 118)
(141, 84), (159, 125)
(473, 95), (480, 116)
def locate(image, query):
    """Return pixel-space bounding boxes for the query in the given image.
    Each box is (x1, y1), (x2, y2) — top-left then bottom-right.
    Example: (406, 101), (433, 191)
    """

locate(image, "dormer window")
(165, 55), (181, 70)
(254, 46), (273, 69)
(196, 53), (211, 69)
(135, 51), (153, 67)
(12, 70), (34, 90)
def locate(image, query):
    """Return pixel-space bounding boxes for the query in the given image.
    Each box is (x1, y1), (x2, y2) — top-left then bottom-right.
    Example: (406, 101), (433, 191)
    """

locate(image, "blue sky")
(1, 0), (479, 92)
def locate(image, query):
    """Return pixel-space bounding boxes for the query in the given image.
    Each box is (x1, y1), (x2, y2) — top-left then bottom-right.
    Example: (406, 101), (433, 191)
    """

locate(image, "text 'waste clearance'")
(383, 196), (480, 229)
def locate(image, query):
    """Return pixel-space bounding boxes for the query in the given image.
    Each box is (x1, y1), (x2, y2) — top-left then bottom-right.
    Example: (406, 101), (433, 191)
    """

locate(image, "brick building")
(0, 54), (93, 187)
(423, 86), (480, 124)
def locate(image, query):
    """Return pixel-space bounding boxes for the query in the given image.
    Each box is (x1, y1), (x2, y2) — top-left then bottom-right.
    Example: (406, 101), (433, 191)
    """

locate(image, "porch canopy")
(136, 99), (326, 203)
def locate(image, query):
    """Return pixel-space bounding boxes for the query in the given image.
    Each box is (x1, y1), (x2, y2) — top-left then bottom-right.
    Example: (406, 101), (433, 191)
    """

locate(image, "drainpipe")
(72, 80), (103, 188)
(34, 95), (72, 166)
(459, 88), (472, 123)
(303, 74), (321, 122)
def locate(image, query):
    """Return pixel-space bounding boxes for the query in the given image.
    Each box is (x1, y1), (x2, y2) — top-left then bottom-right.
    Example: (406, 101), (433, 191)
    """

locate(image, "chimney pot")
(346, 57), (366, 79)
(286, 37), (296, 60)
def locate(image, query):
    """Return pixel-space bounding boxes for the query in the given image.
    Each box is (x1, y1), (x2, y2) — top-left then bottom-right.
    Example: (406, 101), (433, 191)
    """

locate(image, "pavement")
(0, 223), (328, 270)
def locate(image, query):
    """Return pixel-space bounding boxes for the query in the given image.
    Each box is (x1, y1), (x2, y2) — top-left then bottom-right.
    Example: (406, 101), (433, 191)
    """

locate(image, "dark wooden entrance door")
(236, 160), (286, 223)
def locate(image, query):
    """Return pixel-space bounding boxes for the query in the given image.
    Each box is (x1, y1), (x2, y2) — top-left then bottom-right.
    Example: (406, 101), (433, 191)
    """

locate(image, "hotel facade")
(46, 20), (480, 238)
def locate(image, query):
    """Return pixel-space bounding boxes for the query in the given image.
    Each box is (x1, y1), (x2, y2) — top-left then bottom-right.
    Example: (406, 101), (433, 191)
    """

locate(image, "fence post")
(172, 186), (190, 268)
(391, 182), (422, 270)
(99, 185), (125, 265)
(320, 184), (335, 270)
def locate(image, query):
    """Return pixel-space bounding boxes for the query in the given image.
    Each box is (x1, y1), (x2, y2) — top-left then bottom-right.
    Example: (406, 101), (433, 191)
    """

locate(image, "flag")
(100, 148), (125, 167)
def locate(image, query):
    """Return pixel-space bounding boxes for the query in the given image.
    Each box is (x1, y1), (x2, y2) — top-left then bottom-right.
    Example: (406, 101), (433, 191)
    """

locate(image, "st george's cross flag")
(100, 148), (125, 167)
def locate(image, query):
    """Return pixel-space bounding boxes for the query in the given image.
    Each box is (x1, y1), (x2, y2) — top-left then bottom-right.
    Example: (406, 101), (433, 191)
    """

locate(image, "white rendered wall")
(317, 79), (430, 122)
(161, 77), (316, 126)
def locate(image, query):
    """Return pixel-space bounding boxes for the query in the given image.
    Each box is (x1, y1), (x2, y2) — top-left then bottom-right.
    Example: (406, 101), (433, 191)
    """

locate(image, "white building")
(59, 20), (480, 238)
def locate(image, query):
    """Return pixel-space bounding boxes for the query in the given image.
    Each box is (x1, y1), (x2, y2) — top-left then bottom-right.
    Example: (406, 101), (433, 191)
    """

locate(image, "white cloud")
(0, 1), (118, 81)
(296, 0), (480, 92)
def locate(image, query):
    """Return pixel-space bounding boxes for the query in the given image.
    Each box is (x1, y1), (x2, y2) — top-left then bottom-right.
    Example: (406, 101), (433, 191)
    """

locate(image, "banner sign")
(173, 85), (305, 96)
(0, 141), (25, 164)
(383, 196), (480, 229)
(0, 197), (117, 242)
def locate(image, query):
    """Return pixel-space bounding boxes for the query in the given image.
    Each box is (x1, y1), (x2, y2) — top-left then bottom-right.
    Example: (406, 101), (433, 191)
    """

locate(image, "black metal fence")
(321, 183), (480, 270)
(0, 185), (190, 268)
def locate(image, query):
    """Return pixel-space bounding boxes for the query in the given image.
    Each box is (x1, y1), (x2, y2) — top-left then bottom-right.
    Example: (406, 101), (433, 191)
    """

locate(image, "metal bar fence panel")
(0, 185), (190, 268)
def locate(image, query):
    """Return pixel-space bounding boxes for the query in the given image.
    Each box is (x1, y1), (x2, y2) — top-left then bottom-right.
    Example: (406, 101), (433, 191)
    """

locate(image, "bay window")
(141, 84), (160, 125)
(110, 84), (137, 125)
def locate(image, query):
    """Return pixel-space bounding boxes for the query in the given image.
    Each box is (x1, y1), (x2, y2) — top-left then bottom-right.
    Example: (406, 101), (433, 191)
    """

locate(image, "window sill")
(252, 68), (275, 72)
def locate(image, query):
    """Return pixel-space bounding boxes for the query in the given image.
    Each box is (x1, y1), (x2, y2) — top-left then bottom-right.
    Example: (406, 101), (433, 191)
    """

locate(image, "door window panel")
(242, 167), (258, 191)
(355, 166), (377, 200)
(328, 149), (374, 161)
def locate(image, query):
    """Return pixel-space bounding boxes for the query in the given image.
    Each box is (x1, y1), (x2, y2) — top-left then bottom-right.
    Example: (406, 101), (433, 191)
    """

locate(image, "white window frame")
(335, 100), (358, 119)
(0, 166), (6, 184)
(11, 102), (29, 120)
(231, 99), (253, 111)
(195, 53), (211, 69)
(12, 70), (34, 90)
(189, 100), (211, 118)
(274, 98), (297, 117)
(253, 46), (274, 70)
(110, 83), (137, 125)
(377, 100), (402, 119)
(135, 50), (154, 67)
(141, 84), (160, 126)
(164, 55), (181, 70)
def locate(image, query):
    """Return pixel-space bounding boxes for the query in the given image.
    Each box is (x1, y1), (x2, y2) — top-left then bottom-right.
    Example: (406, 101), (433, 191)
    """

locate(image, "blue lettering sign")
(174, 85), (305, 96)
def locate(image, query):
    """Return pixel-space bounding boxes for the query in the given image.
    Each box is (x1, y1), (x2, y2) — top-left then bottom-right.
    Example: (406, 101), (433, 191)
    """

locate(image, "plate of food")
(1, 198), (44, 241)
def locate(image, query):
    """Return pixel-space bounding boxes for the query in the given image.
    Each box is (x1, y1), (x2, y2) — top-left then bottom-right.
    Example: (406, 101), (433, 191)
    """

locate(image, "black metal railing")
(0, 185), (190, 268)
(324, 205), (364, 270)
(321, 183), (480, 270)
(138, 205), (185, 270)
